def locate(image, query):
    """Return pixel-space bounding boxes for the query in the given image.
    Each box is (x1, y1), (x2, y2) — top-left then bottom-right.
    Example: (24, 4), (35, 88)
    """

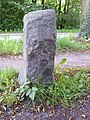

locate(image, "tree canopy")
(0, 0), (80, 31)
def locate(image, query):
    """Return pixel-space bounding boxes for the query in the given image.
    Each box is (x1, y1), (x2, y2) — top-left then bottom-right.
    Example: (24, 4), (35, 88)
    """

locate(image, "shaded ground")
(0, 50), (90, 71)
(0, 50), (90, 120)
(0, 98), (90, 120)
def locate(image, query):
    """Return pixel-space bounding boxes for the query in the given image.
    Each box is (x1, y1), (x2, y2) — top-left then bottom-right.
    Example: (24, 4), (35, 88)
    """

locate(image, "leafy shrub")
(0, 1), (42, 32)
(0, 1), (24, 31)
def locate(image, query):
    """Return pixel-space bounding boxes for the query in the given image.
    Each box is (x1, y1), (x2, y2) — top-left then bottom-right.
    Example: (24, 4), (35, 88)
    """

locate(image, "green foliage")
(56, 36), (88, 52)
(0, 0), (80, 32)
(57, 29), (80, 33)
(0, 36), (89, 56)
(15, 80), (38, 101)
(35, 68), (90, 106)
(0, 37), (23, 55)
(54, 58), (67, 77)
(0, 1), (24, 31)
(0, 66), (90, 107)
(0, 67), (19, 106)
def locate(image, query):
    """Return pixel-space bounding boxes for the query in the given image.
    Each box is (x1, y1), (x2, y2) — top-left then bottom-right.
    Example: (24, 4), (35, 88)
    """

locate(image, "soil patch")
(0, 98), (90, 120)
(0, 50), (90, 71)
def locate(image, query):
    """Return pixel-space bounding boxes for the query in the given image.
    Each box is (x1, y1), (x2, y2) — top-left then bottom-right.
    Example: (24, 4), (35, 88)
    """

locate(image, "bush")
(0, 1), (24, 31)
(0, 0), (80, 32)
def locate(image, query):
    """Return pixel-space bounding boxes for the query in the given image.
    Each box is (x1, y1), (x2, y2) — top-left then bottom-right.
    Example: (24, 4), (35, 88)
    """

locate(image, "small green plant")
(15, 80), (38, 102)
(0, 67), (19, 106)
(0, 66), (90, 107)
(54, 58), (67, 79)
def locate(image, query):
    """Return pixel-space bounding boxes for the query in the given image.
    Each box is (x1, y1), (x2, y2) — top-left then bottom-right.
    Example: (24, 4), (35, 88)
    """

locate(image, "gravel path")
(0, 50), (90, 71)
(55, 50), (90, 69)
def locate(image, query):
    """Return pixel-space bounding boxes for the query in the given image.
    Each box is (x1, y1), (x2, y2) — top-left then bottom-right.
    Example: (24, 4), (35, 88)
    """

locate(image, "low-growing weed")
(35, 68), (90, 106)
(0, 35), (90, 56)
(15, 80), (38, 102)
(0, 66), (90, 108)
(0, 36), (23, 55)
(0, 67), (19, 106)
(56, 36), (89, 52)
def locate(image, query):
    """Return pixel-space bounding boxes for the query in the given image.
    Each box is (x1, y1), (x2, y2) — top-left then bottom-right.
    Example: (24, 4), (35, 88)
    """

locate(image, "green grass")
(57, 29), (80, 33)
(0, 67), (90, 108)
(0, 36), (89, 56)
(0, 37), (23, 55)
(56, 36), (90, 52)
(0, 29), (79, 33)
(35, 68), (90, 106)
(0, 67), (19, 106)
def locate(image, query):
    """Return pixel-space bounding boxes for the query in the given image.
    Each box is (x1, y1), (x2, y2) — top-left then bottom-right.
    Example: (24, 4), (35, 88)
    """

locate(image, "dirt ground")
(0, 50), (90, 120)
(0, 98), (90, 120)
(0, 50), (90, 71)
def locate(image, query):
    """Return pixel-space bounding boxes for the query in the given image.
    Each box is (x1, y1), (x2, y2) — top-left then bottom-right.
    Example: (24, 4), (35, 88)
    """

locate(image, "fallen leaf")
(86, 95), (90, 99)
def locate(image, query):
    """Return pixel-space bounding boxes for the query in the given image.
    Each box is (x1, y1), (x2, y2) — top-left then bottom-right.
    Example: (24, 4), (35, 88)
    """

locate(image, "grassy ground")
(0, 67), (90, 108)
(0, 29), (80, 33)
(57, 29), (80, 33)
(56, 36), (90, 52)
(0, 37), (23, 55)
(0, 36), (89, 55)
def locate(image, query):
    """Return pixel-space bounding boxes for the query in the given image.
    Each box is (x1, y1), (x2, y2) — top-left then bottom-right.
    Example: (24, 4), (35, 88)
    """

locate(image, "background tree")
(80, 0), (90, 38)
(0, 0), (80, 32)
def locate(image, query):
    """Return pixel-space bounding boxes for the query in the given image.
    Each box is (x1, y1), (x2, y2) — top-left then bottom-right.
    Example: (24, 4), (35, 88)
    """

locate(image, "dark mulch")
(0, 96), (90, 120)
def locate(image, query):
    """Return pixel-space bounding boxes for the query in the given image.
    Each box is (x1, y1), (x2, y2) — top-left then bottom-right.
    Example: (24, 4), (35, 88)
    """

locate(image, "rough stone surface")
(18, 9), (56, 84)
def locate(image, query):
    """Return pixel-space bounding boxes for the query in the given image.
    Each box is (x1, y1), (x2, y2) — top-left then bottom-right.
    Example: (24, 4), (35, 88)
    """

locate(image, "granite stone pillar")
(18, 9), (56, 85)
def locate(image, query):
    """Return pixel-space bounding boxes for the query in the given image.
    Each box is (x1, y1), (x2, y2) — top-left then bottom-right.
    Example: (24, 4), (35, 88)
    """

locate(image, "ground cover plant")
(0, 68), (19, 107)
(0, 65), (90, 110)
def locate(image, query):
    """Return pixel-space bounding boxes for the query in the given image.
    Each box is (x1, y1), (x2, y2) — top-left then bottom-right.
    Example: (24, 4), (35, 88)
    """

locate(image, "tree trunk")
(41, 0), (45, 10)
(57, 0), (61, 29)
(32, 0), (37, 4)
(80, 0), (90, 38)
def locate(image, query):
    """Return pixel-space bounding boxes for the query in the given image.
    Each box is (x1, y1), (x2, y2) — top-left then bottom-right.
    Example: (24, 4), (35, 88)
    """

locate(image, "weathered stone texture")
(19, 9), (56, 84)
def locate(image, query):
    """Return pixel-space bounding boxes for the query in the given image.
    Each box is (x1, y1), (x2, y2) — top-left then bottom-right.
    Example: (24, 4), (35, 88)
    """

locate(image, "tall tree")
(32, 0), (37, 4)
(40, 0), (44, 9)
(80, 0), (90, 38)
(57, 0), (61, 29)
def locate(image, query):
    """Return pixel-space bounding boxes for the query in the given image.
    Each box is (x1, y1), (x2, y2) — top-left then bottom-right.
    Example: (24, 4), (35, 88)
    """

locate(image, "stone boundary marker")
(18, 9), (56, 85)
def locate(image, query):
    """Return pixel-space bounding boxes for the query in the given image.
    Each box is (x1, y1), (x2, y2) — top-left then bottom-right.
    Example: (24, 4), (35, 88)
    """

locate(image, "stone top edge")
(24, 9), (55, 22)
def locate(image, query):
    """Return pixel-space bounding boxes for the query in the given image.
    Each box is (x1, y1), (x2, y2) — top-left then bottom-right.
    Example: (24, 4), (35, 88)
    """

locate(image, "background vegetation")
(0, 0), (80, 32)
(0, 36), (90, 55)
